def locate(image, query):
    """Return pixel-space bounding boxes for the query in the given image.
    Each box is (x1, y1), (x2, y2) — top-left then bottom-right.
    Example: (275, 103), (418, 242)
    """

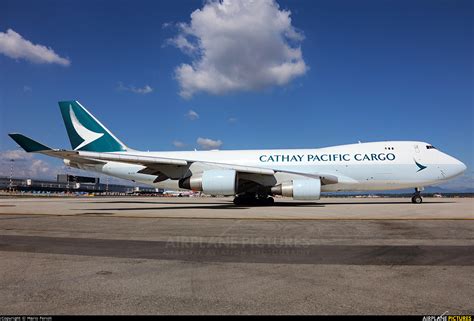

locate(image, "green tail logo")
(59, 101), (127, 152)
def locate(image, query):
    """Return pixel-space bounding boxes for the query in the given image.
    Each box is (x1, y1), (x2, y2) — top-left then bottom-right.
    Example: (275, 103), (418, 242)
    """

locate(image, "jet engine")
(271, 178), (321, 200)
(63, 159), (80, 169)
(179, 169), (237, 196)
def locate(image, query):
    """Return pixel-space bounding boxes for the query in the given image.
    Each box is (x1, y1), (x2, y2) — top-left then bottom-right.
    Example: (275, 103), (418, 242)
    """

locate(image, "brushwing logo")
(414, 159), (427, 172)
(69, 105), (104, 150)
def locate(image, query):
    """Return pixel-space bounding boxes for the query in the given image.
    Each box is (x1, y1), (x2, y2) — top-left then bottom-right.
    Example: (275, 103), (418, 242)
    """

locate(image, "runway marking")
(0, 234), (472, 266)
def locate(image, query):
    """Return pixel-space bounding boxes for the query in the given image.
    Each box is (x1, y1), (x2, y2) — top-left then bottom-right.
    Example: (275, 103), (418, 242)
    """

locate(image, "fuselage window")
(426, 145), (436, 150)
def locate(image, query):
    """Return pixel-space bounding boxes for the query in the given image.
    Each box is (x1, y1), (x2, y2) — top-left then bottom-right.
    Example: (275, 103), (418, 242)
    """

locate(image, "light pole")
(9, 159), (14, 193)
(64, 165), (70, 195)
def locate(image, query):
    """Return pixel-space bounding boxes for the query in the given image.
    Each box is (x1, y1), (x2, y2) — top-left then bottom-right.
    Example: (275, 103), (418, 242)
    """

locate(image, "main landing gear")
(233, 193), (274, 206)
(411, 188), (423, 204)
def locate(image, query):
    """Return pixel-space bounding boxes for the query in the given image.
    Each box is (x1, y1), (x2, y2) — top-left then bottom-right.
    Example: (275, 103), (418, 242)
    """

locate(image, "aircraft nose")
(457, 160), (467, 175)
(438, 152), (467, 179)
(446, 157), (467, 178)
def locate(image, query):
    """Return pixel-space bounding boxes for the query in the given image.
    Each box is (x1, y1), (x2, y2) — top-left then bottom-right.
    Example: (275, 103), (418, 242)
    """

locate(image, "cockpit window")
(426, 145), (436, 149)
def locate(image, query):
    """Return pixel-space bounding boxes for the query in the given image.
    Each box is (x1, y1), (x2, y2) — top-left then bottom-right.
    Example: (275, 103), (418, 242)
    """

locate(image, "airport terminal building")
(0, 174), (163, 195)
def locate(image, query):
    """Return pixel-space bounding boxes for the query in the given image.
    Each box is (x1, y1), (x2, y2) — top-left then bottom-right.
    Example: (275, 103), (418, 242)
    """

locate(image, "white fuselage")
(76, 141), (466, 192)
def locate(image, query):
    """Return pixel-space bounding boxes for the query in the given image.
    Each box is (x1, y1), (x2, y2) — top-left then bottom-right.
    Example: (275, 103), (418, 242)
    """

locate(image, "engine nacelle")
(179, 169), (237, 196)
(63, 159), (80, 169)
(271, 178), (321, 200)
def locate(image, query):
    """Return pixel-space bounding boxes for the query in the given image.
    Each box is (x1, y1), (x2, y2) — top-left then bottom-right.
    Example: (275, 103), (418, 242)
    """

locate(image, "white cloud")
(0, 150), (127, 182)
(117, 82), (153, 94)
(168, 34), (197, 55)
(0, 150), (32, 161)
(169, 0), (308, 98)
(0, 150), (55, 179)
(228, 117), (238, 123)
(197, 137), (223, 150)
(23, 85), (32, 93)
(185, 109), (199, 120)
(0, 29), (70, 66)
(172, 140), (186, 148)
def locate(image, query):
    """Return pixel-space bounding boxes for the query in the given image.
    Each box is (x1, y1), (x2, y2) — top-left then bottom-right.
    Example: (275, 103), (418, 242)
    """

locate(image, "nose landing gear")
(411, 187), (423, 204)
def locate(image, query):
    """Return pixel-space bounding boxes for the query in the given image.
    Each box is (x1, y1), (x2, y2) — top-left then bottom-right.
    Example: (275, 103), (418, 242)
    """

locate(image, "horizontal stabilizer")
(8, 133), (52, 152)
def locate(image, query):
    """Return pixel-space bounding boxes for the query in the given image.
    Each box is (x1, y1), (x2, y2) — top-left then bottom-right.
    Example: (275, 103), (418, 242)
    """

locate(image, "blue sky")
(0, 0), (472, 189)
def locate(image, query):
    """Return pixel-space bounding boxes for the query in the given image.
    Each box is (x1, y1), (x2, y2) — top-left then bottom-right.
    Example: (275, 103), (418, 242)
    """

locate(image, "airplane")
(9, 101), (467, 205)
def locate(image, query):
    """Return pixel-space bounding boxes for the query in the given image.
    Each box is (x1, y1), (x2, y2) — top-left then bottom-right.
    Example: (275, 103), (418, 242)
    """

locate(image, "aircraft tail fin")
(58, 101), (128, 152)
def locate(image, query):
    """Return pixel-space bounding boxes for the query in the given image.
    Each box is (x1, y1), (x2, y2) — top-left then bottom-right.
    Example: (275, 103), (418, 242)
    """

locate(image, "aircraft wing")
(69, 151), (337, 185)
(9, 133), (338, 185)
(73, 151), (279, 181)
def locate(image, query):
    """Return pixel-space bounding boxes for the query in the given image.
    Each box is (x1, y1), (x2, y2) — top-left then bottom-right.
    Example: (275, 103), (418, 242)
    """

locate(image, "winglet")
(8, 133), (52, 152)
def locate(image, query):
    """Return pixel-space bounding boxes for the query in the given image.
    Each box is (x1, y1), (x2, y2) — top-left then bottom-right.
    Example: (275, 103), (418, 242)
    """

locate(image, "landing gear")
(233, 195), (245, 205)
(411, 194), (422, 204)
(411, 188), (423, 204)
(233, 193), (274, 206)
(264, 197), (275, 205)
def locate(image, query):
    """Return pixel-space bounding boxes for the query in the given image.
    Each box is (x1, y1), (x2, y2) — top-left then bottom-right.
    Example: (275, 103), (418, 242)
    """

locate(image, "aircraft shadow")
(77, 204), (246, 211)
(79, 200), (326, 210)
(86, 200), (228, 205)
(83, 200), (455, 207)
(88, 200), (322, 206)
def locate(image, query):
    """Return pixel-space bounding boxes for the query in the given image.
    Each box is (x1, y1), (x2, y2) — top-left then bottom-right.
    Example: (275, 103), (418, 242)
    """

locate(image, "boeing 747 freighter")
(9, 101), (466, 205)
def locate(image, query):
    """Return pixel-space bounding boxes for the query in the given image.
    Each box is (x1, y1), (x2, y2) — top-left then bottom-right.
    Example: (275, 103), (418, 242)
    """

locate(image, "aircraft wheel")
(234, 195), (273, 206)
(411, 195), (422, 204)
(233, 194), (255, 206)
(233, 196), (243, 205)
(264, 197), (274, 206)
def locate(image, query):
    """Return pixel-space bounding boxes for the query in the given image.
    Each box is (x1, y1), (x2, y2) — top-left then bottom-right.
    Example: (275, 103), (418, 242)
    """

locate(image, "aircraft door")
(413, 144), (422, 162)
